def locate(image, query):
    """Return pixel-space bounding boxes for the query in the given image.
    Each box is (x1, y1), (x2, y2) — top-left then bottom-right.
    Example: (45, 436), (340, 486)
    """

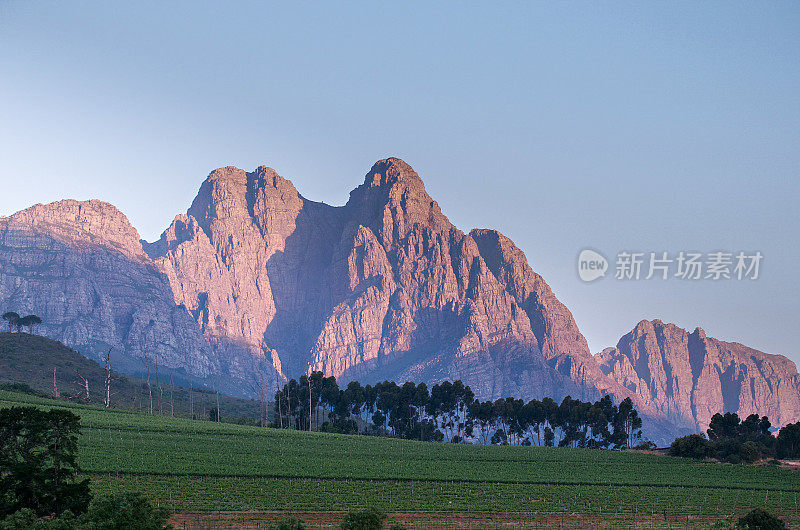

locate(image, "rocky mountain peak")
(362, 157), (424, 189)
(630, 319), (656, 337)
(3, 199), (146, 260)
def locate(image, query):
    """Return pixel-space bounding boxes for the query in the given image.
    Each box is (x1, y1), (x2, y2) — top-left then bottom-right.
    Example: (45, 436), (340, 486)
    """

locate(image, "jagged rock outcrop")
(0, 200), (220, 377)
(597, 319), (800, 432)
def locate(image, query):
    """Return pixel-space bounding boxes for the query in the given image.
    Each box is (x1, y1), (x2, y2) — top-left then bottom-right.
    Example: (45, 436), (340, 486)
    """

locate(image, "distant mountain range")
(1, 157), (796, 442)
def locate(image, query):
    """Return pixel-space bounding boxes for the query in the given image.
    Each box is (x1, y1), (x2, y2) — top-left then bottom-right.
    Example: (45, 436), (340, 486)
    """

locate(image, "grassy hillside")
(1, 390), (799, 527)
(0, 332), (263, 421)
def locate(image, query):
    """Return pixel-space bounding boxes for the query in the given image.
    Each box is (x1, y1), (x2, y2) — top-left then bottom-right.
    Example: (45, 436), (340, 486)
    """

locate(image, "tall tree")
(18, 314), (42, 334)
(0, 407), (91, 517)
(103, 348), (113, 408)
(2, 311), (19, 332)
(777, 422), (800, 459)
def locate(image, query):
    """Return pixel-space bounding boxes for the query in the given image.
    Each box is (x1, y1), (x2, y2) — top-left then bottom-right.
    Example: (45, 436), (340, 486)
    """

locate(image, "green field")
(2, 390), (799, 526)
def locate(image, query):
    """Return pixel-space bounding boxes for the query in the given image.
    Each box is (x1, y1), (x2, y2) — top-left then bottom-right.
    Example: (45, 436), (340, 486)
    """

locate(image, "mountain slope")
(0, 332), (261, 418)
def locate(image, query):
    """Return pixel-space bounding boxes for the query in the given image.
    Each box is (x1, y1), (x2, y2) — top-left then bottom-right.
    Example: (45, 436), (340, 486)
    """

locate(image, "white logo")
(578, 249), (608, 282)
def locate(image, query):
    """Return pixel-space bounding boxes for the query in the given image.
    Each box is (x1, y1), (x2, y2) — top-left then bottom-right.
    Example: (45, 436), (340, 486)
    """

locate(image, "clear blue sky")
(1, 2), (798, 363)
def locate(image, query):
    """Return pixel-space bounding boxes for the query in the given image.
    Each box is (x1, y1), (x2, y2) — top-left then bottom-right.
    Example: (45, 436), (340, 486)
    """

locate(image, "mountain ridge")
(1, 157), (796, 441)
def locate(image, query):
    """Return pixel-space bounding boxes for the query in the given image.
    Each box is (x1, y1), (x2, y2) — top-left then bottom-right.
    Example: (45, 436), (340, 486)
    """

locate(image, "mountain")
(1, 157), (797, 440)
(597, 319), (800, 433)
(141, 158), (649, 412)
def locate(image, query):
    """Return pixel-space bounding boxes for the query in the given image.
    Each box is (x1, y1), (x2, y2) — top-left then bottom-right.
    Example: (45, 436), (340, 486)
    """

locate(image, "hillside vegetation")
(1, 390), (799, 526)
(0, 332), (261, 420)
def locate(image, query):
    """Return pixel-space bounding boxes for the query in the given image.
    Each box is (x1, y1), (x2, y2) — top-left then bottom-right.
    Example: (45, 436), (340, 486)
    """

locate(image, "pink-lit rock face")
(0, 199), (220, 376)
(597, 319), (800, 432)
(147, 157), (628, 407)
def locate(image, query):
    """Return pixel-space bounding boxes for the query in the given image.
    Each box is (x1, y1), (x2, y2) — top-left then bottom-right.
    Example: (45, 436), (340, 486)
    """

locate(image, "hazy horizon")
(1, 2), (797, 364)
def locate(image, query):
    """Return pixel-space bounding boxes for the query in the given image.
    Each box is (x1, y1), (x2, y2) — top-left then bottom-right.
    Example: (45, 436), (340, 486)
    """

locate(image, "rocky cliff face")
(597, 319), (800, 432)
(144, 158), (640, 406)
(2, 158), (797, 439)
(0, 200), (220, 378)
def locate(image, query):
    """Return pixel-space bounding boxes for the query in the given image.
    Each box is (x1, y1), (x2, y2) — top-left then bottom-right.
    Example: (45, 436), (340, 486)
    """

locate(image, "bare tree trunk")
(276, 373), (283, 429)
(169, 373), (174, 417)
(103, 347), (113, 408)
(309, 383), (312, 432)
(76, 370), (90, 403)
(53, 367), (59, 398)
(143, 352), (153, 415)
(216, 389), (221, 423)
(262, 356), (269, 427)
(155, 357), (162, 415)
(189, 383), (194, 419)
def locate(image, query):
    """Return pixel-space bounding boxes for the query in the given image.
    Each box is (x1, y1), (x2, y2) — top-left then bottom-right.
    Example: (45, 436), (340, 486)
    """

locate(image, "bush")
(669, 434), (713, 459)
(0, 508), (77, 529)
(737, 508), (787, 529)
(341, 508), (386, 530)
(0, 493), (170, 529)
(80, 493), (171, 529)
(0, 383), (45, 397)
(273, 517), (306, 530)
(740, 441), (762, 463)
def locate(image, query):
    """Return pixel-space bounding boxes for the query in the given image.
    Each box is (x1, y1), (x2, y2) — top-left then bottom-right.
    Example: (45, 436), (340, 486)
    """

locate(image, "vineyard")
(2, 390), (800, 527)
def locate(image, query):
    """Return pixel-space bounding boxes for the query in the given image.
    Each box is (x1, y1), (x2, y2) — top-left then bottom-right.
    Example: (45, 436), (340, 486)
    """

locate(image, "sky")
(1, 2), (798, 363)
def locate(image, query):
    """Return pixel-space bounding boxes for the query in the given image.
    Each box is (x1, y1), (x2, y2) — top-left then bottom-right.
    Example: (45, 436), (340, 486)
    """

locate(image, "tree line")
(271, 372), (645, 448)
(2, 312), (42, 334)
(670, 412), (800, 463)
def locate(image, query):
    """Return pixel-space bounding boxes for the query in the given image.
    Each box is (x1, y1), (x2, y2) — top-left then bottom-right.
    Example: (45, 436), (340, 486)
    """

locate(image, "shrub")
(737, 508), (787, 529)
(669, 434), (713, 459)
(341, 508), (386, 530)
(0, 509), (79, 529)
(740, 441), (762, 463)
(80, 492), (171, 529)
(273, 517), (306, 530)
(0, 383), (45, 397)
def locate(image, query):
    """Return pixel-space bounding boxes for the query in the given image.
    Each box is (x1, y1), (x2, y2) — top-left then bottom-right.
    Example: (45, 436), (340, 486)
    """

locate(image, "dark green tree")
(1, 312), (19, 333)
(777, 422), (800, 459)
(613, 397), (642, 448)
(669, 434), (713, 459)
(707, 412), (741, 441)
(17, 315), (42, 334)
(0, 407), (91, 518)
